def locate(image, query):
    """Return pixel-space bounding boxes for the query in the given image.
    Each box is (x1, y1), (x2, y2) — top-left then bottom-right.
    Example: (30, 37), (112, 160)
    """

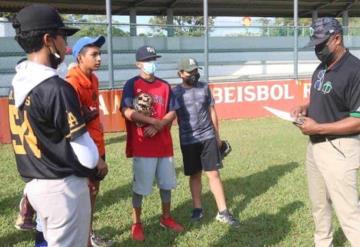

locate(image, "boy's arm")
(122, 107), (158, 125)
(210, 106), (221, 147)
(143, 111), (176, 137)
(158, 87), (178, 129)
(159, 111), (176, 129)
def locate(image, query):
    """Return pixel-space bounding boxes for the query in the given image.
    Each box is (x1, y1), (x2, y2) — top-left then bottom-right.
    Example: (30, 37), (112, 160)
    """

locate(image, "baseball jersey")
(66, 65), (105, 156)
(308, 50), (360, 124)
(173, 81), (216, 145)
(120, 76), (178, 157)
(8, 76), (96, 182)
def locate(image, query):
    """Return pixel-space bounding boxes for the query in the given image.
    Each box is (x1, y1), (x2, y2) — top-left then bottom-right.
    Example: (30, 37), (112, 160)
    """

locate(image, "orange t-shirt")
(66, 65), (105, 156)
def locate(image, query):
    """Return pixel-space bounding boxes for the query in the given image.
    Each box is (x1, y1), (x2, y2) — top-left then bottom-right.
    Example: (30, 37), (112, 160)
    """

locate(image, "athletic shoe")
(215, 210), (240, 228)
(191, 208), (203, 221)
(90, 232), (114, 247)
(160, 216), (184, 232)
(131, 223), (145, 241)
(14, 195), (36, 231)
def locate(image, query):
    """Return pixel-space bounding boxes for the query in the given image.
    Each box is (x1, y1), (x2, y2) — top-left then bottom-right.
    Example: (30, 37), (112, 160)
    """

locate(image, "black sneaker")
(191, 208), (203, 221)
(215, 210), (240, 228)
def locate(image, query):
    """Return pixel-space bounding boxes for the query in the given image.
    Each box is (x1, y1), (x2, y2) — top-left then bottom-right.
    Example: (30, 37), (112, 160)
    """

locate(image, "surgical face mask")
(142, 61), (157, 75)
(49, 41), (62, 69)
(49, 52), (62, 69)
(184, 72), (200, 85)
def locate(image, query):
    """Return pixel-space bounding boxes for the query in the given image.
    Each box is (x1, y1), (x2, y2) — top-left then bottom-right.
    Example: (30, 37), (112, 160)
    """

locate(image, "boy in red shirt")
(120, 46), (184, 241)
(67, 36), (111, 247)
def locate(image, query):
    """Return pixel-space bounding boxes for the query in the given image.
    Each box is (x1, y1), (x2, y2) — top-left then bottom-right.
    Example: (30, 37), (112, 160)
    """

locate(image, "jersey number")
(9, 105), (41, 158)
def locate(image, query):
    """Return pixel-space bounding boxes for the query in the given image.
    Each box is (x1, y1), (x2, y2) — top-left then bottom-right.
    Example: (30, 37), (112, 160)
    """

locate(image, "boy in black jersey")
(9, 4), (107, 246)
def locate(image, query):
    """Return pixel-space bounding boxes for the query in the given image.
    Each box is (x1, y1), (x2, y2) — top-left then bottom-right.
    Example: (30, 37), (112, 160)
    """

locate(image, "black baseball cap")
(306, 17), (343, 47)
(136, 45), (161, 61)
(13, 4), (79, 36)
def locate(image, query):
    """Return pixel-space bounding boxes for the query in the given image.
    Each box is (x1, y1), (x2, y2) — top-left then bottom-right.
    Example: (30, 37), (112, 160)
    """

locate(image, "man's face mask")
(315, 37), (335, 65)
(184, 72), (200, 85)
(48, 42), (63, 69)
(49, 32), (67, 69)
(142, 61), (157, 75)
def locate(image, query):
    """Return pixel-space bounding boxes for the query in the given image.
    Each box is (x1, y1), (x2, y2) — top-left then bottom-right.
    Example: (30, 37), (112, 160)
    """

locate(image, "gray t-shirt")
(173, 81), (215, 145)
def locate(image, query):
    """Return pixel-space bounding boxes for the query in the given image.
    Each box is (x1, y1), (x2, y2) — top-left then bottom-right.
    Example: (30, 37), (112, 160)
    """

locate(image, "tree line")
(2, 13), (360, 37)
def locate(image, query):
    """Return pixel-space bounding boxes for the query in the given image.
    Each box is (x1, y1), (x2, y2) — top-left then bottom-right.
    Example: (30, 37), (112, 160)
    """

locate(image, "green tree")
(348, 18), (360, 35)
(256, 17), (272, 36)
(0, 12), (13, 20)
(149, 16), (215, 37)
(62, 14), (129, 37)
(74, 25), (129, 37)
(267, 18), (312, 37)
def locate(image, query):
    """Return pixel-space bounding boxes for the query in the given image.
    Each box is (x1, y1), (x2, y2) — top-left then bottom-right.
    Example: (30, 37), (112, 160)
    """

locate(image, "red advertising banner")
(98, 89), (126, 132)
(0, 97), (10, 144)
(0, 79), (311, 144)
(210, 79), (310, 119)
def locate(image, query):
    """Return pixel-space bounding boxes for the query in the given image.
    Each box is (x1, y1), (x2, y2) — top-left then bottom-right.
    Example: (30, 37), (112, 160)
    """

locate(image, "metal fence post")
(203, 0), (209, 83)
(293, 0), (298, 82)
(106, 0), (114, 88)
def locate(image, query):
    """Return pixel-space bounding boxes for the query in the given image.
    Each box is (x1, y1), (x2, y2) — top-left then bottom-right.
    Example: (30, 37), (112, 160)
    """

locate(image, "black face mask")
(315, 42), (335, 65)
(184, 72), (200, 85)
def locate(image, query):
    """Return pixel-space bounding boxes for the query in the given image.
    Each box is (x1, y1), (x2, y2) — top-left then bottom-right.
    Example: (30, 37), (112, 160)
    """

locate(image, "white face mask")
(142, 61), (157, 75)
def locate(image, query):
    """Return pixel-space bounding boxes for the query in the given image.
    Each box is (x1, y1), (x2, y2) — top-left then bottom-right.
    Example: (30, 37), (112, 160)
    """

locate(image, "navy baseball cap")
(306, 17), (343, 47)
(72, 36), (105, 59)
(136, 46), (161, 61)
(13, 4), (79, 36)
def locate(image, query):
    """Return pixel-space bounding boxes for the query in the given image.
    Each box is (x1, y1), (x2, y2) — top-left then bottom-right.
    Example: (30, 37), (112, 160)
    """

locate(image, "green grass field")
(0, 118), (352, 246)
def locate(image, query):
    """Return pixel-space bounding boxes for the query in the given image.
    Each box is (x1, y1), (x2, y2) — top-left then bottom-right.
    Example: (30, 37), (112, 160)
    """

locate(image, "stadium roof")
(0, 0), (360, 18)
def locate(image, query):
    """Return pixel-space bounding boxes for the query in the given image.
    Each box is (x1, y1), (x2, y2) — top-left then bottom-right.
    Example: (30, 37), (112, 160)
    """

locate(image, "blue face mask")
(142, 61), (157, 75)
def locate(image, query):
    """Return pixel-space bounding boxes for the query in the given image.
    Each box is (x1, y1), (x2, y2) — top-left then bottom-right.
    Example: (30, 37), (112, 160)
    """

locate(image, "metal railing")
(1, 20), (360, 96)
(2, 19), (360, 37)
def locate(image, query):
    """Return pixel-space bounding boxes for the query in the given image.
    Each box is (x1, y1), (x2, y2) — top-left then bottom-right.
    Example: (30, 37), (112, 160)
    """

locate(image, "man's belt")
(310, 134), (358, 144)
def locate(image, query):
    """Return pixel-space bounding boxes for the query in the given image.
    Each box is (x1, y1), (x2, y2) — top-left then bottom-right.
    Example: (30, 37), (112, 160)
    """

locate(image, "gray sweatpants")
(25, 175), (91, 247)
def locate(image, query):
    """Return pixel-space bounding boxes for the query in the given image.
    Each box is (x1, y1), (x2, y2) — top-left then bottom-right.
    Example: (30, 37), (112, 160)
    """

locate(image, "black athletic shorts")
(180, 137), (223, 176)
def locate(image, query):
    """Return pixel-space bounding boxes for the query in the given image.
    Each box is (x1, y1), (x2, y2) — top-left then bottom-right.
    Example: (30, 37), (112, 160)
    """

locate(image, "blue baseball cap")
(72, 36), (105, 59)
(136, 45), (161, 61)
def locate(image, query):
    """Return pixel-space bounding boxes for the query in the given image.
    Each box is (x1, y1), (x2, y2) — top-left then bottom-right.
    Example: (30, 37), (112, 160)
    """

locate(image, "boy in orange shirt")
(66, 36), (112, 247)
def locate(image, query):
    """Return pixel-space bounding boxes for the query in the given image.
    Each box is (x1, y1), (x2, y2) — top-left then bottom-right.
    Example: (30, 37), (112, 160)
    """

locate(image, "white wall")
(0, 18), (15, 37)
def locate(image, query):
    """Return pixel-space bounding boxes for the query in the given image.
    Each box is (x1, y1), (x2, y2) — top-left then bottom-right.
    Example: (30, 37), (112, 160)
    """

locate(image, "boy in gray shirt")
(173, 57), (240, 227)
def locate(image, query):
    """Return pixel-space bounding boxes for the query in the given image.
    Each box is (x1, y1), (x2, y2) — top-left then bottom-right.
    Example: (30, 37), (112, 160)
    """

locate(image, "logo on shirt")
(321, 81), (333, 94)
(152, 95), (164, 106)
